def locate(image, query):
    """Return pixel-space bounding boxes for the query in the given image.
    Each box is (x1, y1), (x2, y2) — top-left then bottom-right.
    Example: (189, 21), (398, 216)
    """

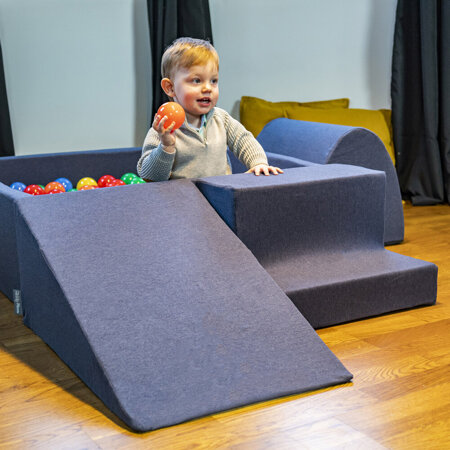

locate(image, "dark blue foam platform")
(197, 165), (437, 328)
(13, 180), (352, 431)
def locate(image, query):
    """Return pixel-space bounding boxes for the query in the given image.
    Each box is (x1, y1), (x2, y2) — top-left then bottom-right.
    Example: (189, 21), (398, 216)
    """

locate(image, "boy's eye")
(192, 78), (201, 84)
(211, 79), (218, 85)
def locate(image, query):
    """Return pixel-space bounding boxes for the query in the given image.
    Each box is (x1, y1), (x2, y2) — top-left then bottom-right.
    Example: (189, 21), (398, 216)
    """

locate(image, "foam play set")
(0, 120), (437, 431)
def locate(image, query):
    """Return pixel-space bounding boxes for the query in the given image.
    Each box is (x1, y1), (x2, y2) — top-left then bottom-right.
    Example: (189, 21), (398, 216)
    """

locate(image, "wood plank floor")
(1, 203), (449, 449)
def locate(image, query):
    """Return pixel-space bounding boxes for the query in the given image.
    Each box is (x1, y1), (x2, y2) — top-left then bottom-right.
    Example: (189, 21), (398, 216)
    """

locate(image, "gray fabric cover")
(0, 183), (25, 300)
(0, 147), (142, 187)
(196, 165), (437, 328)
(14, 181), (352, 431)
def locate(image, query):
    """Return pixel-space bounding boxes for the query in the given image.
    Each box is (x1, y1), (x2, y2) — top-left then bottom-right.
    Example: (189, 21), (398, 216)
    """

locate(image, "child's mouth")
(197, 98), (211, 106)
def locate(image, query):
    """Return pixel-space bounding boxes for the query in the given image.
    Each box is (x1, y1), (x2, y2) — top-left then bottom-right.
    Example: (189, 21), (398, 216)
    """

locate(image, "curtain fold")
(391, 0), (450, 205)
(0, 42), (14, 157)
(146, 0), (213, 118)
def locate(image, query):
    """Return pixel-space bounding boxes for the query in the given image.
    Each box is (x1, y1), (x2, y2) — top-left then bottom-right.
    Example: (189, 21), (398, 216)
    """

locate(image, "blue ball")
(10, 182), (27, 192)
(55, 177), (73, 192)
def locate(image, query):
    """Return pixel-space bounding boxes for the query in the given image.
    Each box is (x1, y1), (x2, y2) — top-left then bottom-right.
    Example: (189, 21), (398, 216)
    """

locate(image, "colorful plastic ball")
(129, 177), (146, 185)
(98, 175), (116, 188)
(157, 102), (185, 130)
(55, 177), (73, 192)
(24, 185), (45, 195)
(120, 173), (138, 184)
(79, 185), (98, 191)
(10, 182), (27, 192)
(76, 177), (98, 190)
(45, 181), (65, 194)
(39, 185), (45, 190)
(47, 188), (64, 195)
(67, 188), (78, 192)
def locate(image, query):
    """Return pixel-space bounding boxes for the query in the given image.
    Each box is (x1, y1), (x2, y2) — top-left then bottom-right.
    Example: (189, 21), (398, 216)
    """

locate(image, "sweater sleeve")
(219, 109), (268, 169)
(137, 128), (175, 181)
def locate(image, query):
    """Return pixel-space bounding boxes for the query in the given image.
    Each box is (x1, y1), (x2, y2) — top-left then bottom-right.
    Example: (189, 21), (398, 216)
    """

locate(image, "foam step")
(196, 165), (437, 328)
(14, 180), (351, 431)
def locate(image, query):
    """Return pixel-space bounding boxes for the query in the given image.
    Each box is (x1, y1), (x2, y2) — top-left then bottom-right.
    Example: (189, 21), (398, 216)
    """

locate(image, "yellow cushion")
(240, 96), (350, 138)
(286, 106), (395, 164)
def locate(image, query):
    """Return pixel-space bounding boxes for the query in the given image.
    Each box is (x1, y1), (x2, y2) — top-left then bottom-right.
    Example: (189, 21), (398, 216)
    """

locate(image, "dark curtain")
(391, 0), (450, 205)
(147, 0), (213, 117)
(0, 42), (14, 157)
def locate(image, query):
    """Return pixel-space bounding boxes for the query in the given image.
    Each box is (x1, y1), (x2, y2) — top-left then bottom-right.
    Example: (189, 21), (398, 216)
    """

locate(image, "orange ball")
(157, 102), (185, 130)
(45, 181), (65, 194)
(79, 185), (98, 191)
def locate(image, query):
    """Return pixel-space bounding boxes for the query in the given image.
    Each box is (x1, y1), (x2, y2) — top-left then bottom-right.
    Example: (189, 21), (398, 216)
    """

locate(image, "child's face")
(167, 61), (219, 125)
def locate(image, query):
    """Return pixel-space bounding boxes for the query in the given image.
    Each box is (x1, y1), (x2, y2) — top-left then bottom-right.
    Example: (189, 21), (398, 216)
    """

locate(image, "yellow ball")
(76, 177), (98, 190)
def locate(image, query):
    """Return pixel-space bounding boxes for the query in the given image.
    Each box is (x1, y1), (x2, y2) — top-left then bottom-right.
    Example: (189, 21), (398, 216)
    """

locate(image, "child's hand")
(246, 164), (284, 176)
(153, 114), (176, 149)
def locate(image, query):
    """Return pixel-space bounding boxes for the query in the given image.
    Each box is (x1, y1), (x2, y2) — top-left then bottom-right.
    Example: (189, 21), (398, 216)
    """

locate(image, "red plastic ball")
(98, 175), (116, 188)
(47, 188), (64, 194)
(157, 102), (185, 130)
(24, 185), (45, 196)
(45, 181), (65, 194)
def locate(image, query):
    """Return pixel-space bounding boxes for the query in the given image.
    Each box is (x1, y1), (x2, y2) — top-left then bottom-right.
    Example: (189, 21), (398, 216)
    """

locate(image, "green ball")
(121, 173), (138, 184)
(67, 188), (78, 192)
(129, 177), (146, 185)
(39, 185), (45, 190)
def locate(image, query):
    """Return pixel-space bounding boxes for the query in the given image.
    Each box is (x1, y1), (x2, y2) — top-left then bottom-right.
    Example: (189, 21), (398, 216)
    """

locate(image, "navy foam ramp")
(196, 165), (437, 329)
(14, 181), (352, 431)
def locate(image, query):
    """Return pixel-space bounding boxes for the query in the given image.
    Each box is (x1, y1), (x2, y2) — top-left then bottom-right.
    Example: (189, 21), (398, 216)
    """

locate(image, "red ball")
(45, 181), (65, 194)
(47, 189), (64, 195)
(79, 185), (98, 191)
(24, 185), (45, 196)
(157, 102), (185, 130)
(98, 175), (116, 188)
(106, 179), (126, 187)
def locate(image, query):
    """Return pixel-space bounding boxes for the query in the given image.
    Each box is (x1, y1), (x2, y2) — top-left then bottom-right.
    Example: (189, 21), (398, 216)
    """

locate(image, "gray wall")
(211, 0), (397, 116)
(0, 0), (396, 156)
(0, 0), (152, 156)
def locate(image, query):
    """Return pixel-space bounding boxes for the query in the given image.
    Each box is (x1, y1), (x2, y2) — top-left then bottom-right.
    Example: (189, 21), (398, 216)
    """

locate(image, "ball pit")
(9, 173), (146, 197)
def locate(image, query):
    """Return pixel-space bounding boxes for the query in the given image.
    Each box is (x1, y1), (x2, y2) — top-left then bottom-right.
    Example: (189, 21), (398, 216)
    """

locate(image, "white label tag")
(13, 289), (23, 316)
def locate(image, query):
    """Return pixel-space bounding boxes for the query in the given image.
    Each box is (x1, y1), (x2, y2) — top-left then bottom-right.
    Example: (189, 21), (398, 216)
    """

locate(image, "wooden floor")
(1, 203), (449, 449)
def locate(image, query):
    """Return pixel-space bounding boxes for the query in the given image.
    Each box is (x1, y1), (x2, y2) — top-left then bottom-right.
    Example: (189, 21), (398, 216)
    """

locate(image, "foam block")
(14, 180), (352, 431)
(257, 119), (404, 244)
(196, 165), (437, 328)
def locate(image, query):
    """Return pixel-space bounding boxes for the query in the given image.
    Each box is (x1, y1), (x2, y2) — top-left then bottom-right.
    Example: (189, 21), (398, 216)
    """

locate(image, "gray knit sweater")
(137, 107), (268, 181)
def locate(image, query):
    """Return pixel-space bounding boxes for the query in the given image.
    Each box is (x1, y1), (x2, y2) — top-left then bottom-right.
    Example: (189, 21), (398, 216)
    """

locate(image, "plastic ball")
(24, 185), (45, 195)
(55, 177), (73, 192)
(120, 173), (138, 184)
(67, 188), (78, 192)
(78, 185), (98, 191)
(157, 102), (185, 130)
(45, 181), (65, 194)
(47, 188), (64, 194)
(10, 182), (27, 192)
(76, 177), (98, 190)
(98, 175), (116, 188)
(129, 177), (146, 185)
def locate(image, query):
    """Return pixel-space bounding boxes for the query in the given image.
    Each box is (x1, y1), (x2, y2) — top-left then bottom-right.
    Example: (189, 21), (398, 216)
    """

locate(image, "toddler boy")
(137, 37), (282, 181)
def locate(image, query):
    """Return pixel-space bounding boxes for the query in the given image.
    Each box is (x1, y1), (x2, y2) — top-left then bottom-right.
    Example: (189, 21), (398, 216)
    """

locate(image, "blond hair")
(161, 37), (219, 79)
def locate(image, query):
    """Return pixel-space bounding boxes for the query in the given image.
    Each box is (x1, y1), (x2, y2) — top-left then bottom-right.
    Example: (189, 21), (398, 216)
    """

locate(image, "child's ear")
(161, 78), (175, 98)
